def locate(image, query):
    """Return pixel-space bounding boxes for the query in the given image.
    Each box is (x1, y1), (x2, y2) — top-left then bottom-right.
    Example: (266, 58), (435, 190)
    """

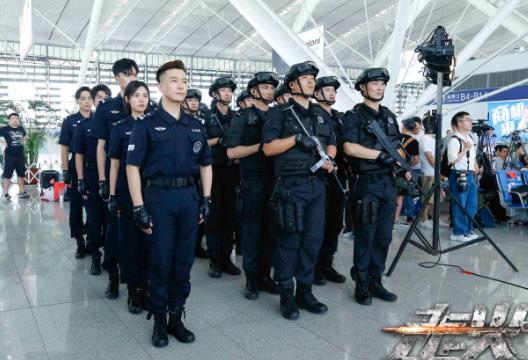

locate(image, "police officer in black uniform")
(70, 92), (106, 276)
(263, 61), (337, 320)
(91, 58), (139, 300)
(204, 76), (241, 278)
(183, 88), (209, 260)
(226, 71), (279, 300)
(313, 76), (347, 285)
(58, 86), (92, 259)
(126, 60), (212, 347)
(343, 68), (410, 305)
(236, 90), (254, 110)
(108, 80), (150, 314)
(273, 83), (292, 105)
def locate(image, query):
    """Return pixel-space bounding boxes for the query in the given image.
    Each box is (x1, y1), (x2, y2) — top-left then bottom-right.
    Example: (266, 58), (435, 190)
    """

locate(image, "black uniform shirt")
(126, 106), (212, 179)
(58, 112), (89, 151)
(205, 106), (233, 166)
(0, 125), (26, 156)
(70, 115), (97, 164)
(90, 94), (125, 145)
(108, 115), (136, 188)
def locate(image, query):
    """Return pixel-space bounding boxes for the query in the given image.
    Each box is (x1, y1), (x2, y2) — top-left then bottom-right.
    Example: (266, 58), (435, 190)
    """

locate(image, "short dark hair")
(90, 84), (112, 100)
(495, 144), (508, 152)
(451, 111), (470, 128)
(123, 81), (150, 115)
(8, 112), (19, 120)
(112, 58), (139, 76)
(75, 86), (92, 100)
(156, 60), (187, 83)
(402, 118), (417, 131)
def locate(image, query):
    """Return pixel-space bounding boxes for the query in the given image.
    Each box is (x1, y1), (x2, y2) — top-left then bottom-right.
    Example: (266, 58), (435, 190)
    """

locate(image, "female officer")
(108, 80), (150, 314)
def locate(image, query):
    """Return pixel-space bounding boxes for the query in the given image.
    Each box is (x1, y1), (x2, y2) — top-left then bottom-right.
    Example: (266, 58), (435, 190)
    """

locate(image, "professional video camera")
(415, 26), (455, 85)
(471, 119), (493, 136)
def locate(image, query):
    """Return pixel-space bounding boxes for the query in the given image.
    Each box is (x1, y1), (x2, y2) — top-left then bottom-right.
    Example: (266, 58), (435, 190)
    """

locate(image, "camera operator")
(447, 112), (479, 242)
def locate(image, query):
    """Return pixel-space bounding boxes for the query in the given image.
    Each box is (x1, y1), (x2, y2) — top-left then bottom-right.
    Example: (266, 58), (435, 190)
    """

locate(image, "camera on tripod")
(415, 26), (456, 85)
(471, 119), (493, 136)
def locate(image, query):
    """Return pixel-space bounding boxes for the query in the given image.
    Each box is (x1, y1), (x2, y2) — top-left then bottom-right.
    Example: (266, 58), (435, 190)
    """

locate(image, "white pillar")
(77, 0), (104, 87)
(229, 0), (362, 110)
(383, 0), (412, 108)
(400, 0), (521, 119)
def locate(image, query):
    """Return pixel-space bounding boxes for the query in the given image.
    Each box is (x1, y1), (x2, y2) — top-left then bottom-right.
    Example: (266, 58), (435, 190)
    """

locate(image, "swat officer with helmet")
(263, 61), (337, 320)
(226, 71), (279, 300)
(236, 90), (254, 110)
(273, 83), (292, 105)
(313, 76), (347, 285)
(343, 68), (410, 306)
(204, 76), (241, 278)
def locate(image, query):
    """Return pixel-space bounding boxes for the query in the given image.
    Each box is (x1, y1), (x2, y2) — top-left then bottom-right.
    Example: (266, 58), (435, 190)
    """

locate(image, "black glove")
(62, 170), (72, 185)
(377, 151), (397, 166)
(99, 180), (109, 201)
(108, 195), (120, 215)
(395, 167), (410, 180)
(78, 179), (88, 196)
(295, 134), (318, 152)
(132, 205), (152, 230)
(217, 137), (228, 146)
(200, 196), (211, 222)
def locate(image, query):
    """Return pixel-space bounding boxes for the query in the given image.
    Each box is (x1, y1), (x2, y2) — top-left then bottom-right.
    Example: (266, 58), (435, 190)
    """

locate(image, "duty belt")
(146, 177), (196, 188)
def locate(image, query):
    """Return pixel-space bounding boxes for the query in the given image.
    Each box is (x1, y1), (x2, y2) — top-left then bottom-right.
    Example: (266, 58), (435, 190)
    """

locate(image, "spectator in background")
(515, 143), (528, 169)
(1, 113), (29, 200)
(492, 144), (509, 172)
(442, 129), (453, 152)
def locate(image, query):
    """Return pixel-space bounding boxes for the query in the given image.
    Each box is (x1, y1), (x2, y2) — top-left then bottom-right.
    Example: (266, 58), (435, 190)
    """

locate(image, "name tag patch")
(125, 131), (132, 135)
(127, 144), (135, 151)
(191, 128), (201, 133)
(193, 141), (202, 153)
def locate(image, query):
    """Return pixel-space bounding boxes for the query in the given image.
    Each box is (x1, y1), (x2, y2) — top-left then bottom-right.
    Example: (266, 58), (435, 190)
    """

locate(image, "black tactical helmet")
(284, 61), (319, 91)
(236, 90), (251, 104)
(315, 76), (341, 91)
(209, 76), (237, 97)
(246, 71), (279, 92)
(274, 83), (289, 101)
(354, 68), (390, 91)
(186, 88), (202, 101)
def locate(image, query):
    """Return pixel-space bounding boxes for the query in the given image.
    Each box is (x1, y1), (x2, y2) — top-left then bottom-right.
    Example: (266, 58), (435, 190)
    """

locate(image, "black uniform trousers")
(205, 164), (239, 260)
(144, 185), (199, 314)
(67, 158), (85, 239)
(238, 176), (274, 276)
(116, 183), (148, 286)
(102, 165), (119, 274)
(272, 176), (326, 285)
(84, 164), (106, 255)
(351, 174), (396, 277)
(318, 171), (346, 266)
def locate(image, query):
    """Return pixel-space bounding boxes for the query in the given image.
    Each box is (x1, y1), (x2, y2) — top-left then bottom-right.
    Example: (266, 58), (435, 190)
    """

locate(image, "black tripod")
(387, 71), (518, 276)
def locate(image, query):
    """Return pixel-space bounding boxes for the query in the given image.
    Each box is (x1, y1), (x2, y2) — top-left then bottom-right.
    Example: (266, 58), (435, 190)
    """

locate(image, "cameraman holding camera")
(447, 112), (479, 242)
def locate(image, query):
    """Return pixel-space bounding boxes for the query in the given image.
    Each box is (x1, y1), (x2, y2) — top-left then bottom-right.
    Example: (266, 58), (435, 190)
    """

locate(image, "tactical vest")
(273, 104), (332, 177)
(206, 109), (231, 166)
(351, 104), (400, 174)
(238, 108), (271, 178)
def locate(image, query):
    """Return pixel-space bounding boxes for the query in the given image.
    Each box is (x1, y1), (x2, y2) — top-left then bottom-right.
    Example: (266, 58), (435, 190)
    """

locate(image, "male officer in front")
(263, 61), (337, 320)
(204, 76), (241, 278)
(59, 87), (93, 259)
(91, 58), (139, 300)
(126, 60), (212, 347)
(343, 68), (410, 305)
(227, 71), (279, 300)
(313, 76), (347, 285)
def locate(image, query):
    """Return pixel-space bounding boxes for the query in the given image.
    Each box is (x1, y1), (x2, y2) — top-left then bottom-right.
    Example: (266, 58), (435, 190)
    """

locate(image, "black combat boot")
(90, 252), (102, 276)
(168, 306), (195, 343)
(244, 272), (259, 300)
(149, 313), (168, 348)
(322, 261), (346, 284)
(369, 275), (397, 302)
(278, 280), (299, 320)
(221, 258), (241, 276)
(207, 252), (222, 278)
(74, 236), (85, 259)
(352, 270), (372, 305)
(127, 284), (142, 314)
(295, 283), (328, 314)
(105, 271), (120, 299)
(258, 274), (279, 295)
(314, 263), (326, 286)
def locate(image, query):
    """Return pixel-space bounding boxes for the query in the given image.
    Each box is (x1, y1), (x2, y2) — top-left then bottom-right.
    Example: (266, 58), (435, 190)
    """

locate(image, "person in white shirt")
(419, 126), (435, 229)
(447, 111), (479, 242)
(492, 144), (509, 172)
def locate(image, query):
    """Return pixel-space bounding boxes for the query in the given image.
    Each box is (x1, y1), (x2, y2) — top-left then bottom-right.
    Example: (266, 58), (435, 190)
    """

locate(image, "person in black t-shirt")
(0, 113), (29, 200)
(394, 118), (419, 226)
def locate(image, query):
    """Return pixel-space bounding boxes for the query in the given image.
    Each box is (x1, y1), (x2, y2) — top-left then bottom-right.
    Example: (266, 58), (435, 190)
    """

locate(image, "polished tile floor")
(1, 187), (528, 359)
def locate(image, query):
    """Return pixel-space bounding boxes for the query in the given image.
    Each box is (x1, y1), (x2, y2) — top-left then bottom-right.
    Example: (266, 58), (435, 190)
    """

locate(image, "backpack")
(440, 136), (463, 177)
